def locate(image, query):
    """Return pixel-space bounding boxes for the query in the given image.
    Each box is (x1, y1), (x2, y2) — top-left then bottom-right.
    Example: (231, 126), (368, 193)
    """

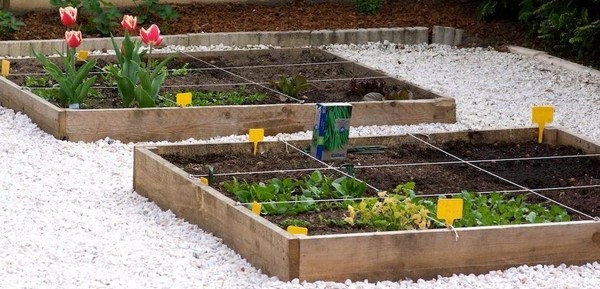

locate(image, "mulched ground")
(8, 0), (536, 49)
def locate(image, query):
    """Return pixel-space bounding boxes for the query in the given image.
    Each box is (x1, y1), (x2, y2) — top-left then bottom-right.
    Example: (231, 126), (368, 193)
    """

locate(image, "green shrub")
(0, 10), (24, 36)
(476, 0), (600, 67)
(354, 0), (383, 15)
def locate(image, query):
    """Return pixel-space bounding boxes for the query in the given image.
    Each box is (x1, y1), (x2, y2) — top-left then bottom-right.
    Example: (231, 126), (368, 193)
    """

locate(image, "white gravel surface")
(1, 43), (599, 288)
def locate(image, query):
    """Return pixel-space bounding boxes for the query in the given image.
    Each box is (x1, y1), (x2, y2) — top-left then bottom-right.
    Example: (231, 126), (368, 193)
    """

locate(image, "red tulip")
(59, 6), (77, 27)
(140, 24), (163, 47)
(65, 31), (82, 48)
(121, 15), (138, 34)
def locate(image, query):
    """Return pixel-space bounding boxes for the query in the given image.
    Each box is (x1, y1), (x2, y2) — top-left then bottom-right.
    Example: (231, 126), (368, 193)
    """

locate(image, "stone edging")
(0, 27), (460, 57)
(507, 45), (600, 78)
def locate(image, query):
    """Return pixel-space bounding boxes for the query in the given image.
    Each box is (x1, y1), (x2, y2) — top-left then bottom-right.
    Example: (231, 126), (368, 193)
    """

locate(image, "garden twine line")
(407, 133), (599, 221)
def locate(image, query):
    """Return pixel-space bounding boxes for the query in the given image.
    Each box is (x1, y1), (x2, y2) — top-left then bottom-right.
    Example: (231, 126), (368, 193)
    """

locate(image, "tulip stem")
(147, 45), (153, 70)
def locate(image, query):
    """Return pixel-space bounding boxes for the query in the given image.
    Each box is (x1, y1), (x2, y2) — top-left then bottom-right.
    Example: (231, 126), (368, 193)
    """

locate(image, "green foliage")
(49, 0), (83, 7)
(33, 86), (99, 105)
(0, 10), (25, 36)
(280, 218), (311, 228)
(354, 0), (383, 15)
(476, 0), (519, 20)
(32, 88), (61, 103)
(344, 189), (431, 231)
(132, 0), (179, 25)
(170, 63), (189, 76)
(106, 31), (172, 107)
(448, 191), (571, 227)
(82, 0), (122, 36)
(161, 89), (267, 107)
(476, 0), (600, 67)
(221, 170), (368, 216)
(24, 75), (51, 87)
(32, 48), (97, 108)
(50, 0), (121, 36)
(272, 74), (309, 99)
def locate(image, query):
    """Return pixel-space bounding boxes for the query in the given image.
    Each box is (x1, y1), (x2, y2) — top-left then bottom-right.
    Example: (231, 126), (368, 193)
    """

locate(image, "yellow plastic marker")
(437, 198), (463, 226)
(76, 50), (89, 61)
(199, 177), (209, 185)
(251, 201), (261, 215)
(248, 128), (264, 156)
(287, 226), (308, 236)
(176, 92), (192, 107)
(532, 106), (554, 143)
(1, 60), (10, 77)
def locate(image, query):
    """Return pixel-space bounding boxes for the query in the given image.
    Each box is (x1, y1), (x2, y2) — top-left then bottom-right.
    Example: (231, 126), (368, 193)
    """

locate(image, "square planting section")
(0, 48), (455, 142)
(133, 127), (600, 282)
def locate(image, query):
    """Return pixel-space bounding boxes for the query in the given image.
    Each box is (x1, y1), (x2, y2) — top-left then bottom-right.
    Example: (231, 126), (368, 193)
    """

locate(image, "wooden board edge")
(0, 77), (64, 138)
(297, 221), (600, 282)
(197, 182), (298, 280)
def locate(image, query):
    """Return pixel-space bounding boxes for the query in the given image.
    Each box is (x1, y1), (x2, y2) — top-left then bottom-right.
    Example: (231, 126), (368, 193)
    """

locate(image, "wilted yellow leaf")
(344, 217), (354, 225)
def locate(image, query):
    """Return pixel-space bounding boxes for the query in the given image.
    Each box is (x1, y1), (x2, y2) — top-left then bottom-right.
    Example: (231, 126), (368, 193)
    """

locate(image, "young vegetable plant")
(448, 191), (571, 227)
(161, 89), (267, 107)
(222, 170), (369, 216)
(272, 74), (309, 100)
(344, 185), (431, 231)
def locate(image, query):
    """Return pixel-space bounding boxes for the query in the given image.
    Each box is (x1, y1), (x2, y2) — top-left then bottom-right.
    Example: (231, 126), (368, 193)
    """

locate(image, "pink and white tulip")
(121, 15), (138, 34)
(59, 6), (77, 27)
(65, 30), (82, 48)
(140, 24), (163, 47)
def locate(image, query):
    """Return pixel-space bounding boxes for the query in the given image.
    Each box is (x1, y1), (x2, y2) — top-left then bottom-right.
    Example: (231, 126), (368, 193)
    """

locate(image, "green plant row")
(49, 0), (179, 36)
(222, 170), (368, 215)
(222, 174), (572, 232)
(161, 89), (268, 107)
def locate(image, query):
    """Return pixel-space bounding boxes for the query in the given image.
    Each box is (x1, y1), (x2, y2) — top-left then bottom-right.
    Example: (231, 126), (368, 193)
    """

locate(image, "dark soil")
(9, 0), (535, 49)
(162, 140), (600, 235)
(8, 48), (426, 108)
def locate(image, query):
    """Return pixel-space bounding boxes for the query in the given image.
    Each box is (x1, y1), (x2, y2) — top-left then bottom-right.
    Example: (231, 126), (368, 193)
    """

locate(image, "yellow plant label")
(199, 177), (209, 185)
(531, 106), (554, 143)
(76, 50), (89, 61)
(287, 226), (308, 236)
(1, 60), (10, 77)
(437, 198), (463, 226)
(251, 201), (261, 215)
(176, 92), (192, 107)
(248, 128), (265, 156)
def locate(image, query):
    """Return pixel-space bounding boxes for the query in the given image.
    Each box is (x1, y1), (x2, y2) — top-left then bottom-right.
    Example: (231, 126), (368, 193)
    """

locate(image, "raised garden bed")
(133, 127), (600, 282)
(0, 48), (455, 142)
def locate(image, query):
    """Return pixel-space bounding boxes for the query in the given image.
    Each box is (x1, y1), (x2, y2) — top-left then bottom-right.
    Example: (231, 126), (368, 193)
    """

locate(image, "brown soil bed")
(9, 1), (534, 49)
(8, 48), (414, 109)
(161, 140), (600, 235)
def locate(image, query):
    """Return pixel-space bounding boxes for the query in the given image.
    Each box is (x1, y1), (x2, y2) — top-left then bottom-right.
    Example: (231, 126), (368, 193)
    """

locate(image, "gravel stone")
(1, 42), (599, 288)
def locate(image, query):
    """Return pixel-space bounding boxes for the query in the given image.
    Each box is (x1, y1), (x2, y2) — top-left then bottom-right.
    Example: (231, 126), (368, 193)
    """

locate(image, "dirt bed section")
(162, 140), (600, 234)
(8, 48), (421, 109)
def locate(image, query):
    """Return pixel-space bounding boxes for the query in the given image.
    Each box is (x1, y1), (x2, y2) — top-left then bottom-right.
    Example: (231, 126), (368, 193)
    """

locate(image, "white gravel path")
(1, 43), (599, 288)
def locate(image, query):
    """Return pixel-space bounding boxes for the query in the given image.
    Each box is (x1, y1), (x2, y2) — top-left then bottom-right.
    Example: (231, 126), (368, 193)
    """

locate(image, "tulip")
(59, 6), (77, 27)
(65, 31), (82, 48)
(121, 15), (138, 34)
(140, 24), (163, 47)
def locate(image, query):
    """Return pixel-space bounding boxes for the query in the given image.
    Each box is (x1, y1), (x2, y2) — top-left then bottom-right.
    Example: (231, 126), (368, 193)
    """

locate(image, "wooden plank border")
(132, 127), (600, 282)
(1, 48), (455, 142)
(0, 76), (65, 138)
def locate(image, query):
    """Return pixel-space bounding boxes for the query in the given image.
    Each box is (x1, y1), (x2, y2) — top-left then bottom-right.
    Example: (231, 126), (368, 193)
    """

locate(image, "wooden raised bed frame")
(0, 48), (455, 142)
(133, 127), (600, 282)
